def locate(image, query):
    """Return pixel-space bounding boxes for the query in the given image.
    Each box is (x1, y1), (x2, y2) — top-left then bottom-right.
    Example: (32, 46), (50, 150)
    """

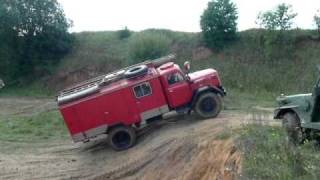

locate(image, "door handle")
(136, 101), (141, 104)
(169, 90), (173, 93)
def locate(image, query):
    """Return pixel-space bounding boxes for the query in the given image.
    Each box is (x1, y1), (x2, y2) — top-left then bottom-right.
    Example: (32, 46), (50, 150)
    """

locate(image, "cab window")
(133, 82), (152, 98)
(167, 72), (184, 85)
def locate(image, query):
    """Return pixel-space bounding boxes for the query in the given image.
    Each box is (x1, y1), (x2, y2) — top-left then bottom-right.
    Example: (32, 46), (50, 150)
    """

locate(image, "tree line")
(201, 0), (320, 51)
(1, 0), (319, 86)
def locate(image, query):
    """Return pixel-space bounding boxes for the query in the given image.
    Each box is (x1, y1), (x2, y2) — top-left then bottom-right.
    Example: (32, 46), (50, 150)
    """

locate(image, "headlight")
(276, 96), (290, 105)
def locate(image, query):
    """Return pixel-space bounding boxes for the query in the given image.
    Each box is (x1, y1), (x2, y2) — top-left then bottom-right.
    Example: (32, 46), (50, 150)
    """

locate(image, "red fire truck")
(57, 55), (226, 150)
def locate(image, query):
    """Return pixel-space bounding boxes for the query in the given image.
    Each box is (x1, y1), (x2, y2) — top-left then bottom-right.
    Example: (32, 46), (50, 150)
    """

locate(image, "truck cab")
(157, 62), (225, 110)
(274, 65), (320, 144)
(57, 55), (226, 150)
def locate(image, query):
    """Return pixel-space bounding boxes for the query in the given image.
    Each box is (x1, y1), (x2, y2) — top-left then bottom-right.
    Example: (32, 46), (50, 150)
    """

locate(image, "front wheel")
(108, 126), (136, 151)
(282, 113), (304, 145)
(194, 92), (222, 119)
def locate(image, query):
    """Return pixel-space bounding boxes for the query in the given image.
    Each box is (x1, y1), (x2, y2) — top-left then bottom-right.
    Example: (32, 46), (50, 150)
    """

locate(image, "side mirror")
(184, 61), (190, 74)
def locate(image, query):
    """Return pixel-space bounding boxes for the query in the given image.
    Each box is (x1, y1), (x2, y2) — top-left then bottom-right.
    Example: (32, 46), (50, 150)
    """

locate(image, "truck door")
(133, 82), (156, 119)
(132, 80), (169, 121)
(166, 72), (192, 108)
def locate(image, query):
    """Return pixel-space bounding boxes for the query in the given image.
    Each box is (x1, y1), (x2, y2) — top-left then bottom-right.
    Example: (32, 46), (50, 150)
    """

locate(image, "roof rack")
(57, 54), (176, 104)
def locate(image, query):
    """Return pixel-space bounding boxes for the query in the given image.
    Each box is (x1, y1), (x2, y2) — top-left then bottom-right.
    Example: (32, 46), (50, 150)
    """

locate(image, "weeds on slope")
(238, 124), (320, 179)
(0, 111), (68, 142)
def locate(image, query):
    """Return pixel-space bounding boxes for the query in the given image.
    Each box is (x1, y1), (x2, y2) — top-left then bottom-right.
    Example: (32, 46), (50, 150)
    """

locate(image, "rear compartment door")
(132, 80), (169, 121)
(74, 97), (107, 138)
(99, 89), (132, 125)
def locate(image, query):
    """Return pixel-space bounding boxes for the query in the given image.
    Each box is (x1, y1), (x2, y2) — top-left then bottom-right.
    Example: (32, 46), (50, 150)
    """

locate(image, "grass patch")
(0, 111), (68, 142)
(238, 124), (320, 179)
(215, 130), (232, 140)
(223, 89), (275, 110)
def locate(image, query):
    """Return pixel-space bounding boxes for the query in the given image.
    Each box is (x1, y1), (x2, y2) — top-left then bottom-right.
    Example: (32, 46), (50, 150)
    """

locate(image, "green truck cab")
(274, 67), (320, 144)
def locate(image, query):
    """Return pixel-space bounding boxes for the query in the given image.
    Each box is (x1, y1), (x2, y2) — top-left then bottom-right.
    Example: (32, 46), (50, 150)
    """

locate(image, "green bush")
(118, 26), (132, 39)
(262, 31), (295, 61)
(129, 32), (171, 63)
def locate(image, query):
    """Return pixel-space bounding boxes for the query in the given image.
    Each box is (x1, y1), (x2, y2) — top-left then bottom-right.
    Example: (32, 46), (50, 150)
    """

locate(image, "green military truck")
(274, 66), (320, 144)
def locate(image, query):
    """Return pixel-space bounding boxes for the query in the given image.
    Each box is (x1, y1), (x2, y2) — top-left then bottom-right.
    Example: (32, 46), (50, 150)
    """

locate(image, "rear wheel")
(108, 126), (136, 151)
(194, 92), (222, 119)
(282, 113), (304, 145)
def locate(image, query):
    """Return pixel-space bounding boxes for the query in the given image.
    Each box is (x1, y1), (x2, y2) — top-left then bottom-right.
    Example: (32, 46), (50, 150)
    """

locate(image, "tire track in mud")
(92, 113), (244, 180)
(93, 137), (241, 180)
(94, 140), (173, 180)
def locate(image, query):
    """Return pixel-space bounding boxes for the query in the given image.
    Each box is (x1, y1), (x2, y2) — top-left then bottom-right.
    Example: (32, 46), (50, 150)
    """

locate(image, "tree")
(0, 1), (19, 80)
(200, 0), (238, 50)
(118, 26), (132, 39)
(314, 10), (320, 35)
(0, 0), (73, 82)
(255, 3), (298, 61)
(257, 3), (297, 31)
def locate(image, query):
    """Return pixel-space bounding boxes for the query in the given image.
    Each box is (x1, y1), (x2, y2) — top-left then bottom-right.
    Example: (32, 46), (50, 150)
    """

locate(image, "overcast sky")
(57, 0), (320, 32)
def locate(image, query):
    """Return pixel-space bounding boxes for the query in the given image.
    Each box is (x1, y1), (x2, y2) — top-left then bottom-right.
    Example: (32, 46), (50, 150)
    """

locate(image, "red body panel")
(189, 69), (221, 91)
(58, 62), (223, 142)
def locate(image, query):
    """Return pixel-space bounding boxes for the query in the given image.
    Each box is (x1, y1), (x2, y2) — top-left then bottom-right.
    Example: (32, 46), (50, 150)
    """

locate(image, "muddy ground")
(0, 97), (274, 180)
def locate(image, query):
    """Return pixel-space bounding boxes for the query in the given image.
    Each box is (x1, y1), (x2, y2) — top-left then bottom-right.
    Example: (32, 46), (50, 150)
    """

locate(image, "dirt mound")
(94, 115), (241, 180)
(94, 138), (240, 180)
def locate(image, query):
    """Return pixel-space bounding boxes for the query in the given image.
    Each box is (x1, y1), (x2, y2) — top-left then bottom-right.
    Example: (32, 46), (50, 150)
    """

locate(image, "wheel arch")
(274, 107), (300, 121)
(191, 86), (223, 108)
(106, 123), (126, 134)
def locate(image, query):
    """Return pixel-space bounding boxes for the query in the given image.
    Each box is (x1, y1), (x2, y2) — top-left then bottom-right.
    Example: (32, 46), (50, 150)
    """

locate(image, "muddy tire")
(194, 92), (222, 119)
(108, 126), (136, 151)
(282, 113), (304, 145)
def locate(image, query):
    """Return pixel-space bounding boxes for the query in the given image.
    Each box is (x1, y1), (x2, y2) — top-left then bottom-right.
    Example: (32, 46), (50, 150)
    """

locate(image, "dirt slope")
(0, 97), (253, 180)
(94, 113), (242, 180)
(0, 97), (56, 117)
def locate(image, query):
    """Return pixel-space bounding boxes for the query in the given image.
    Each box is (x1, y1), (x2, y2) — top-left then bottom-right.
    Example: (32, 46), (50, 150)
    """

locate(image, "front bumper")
(219, 86), (227, 96)
(274, 108), (281, 119)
